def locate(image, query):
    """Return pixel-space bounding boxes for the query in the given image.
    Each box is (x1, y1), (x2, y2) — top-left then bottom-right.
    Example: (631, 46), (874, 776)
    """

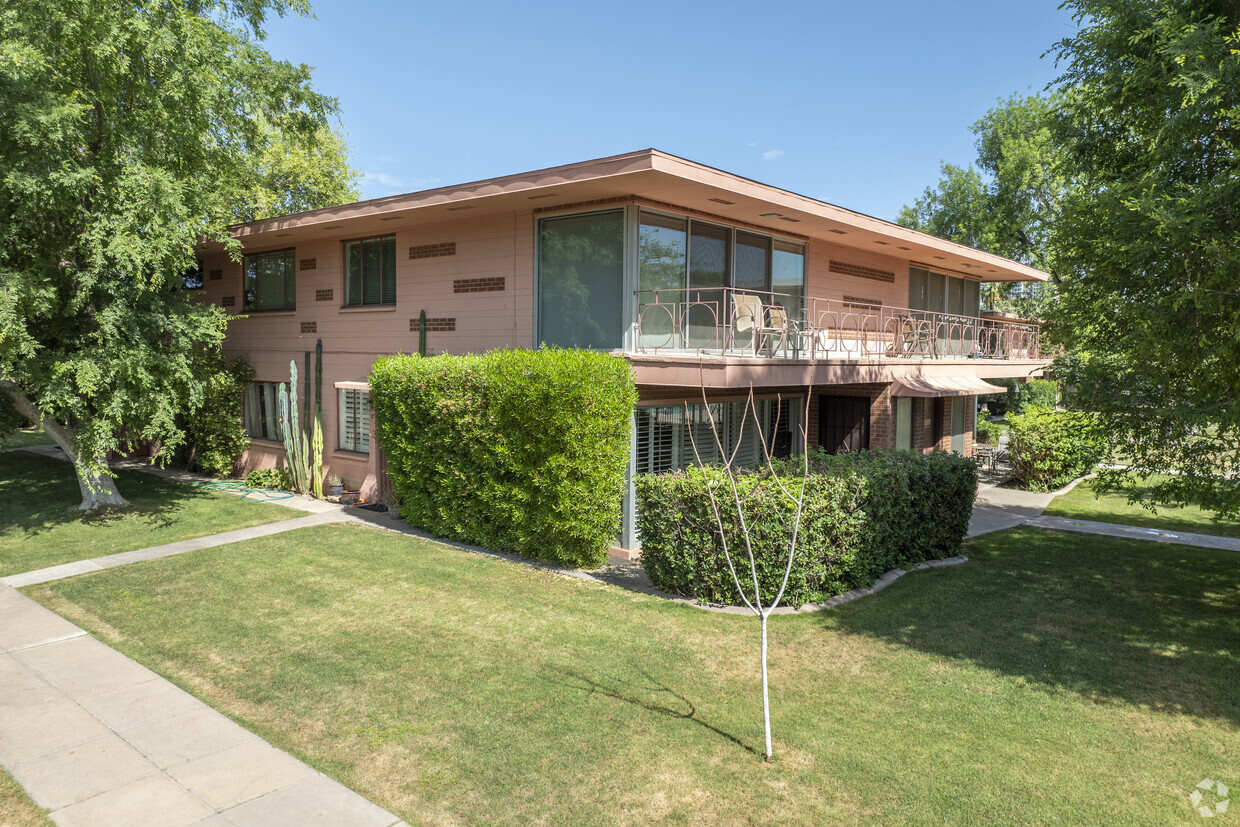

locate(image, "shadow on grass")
(0, 451), (212, 537)
(552, 666), (756, 755)
(825, 527), (1240, 725)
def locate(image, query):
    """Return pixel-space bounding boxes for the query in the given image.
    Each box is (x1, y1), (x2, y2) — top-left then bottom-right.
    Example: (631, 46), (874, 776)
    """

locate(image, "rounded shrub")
(370, 348), (637, 569)
(1007, 406), (1105, 491)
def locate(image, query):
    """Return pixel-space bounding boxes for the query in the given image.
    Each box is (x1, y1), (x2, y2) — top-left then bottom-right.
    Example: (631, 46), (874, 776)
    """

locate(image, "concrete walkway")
(1, 511), (349, 589)
(1027, 514), (1240, 551)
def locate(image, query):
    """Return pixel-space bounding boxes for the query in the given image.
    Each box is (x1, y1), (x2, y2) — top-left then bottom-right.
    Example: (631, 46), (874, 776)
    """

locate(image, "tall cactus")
(280, 360), (309, 494)
(312, 339), (324, 497)
(277, 381), (297, 490)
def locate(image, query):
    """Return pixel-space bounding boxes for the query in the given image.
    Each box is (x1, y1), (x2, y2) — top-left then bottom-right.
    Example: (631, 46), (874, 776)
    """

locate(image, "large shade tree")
(1050, 0), (1240, 517)
(0, 0), (357, 509)
(897, 93), (1069, 316)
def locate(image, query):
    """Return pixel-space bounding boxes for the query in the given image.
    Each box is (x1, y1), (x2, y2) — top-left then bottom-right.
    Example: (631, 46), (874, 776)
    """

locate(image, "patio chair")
(732, 293), (787, 356)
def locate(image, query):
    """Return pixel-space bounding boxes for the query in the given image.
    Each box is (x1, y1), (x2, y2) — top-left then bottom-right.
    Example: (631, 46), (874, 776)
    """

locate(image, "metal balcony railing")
(631, 287), (1041, 361)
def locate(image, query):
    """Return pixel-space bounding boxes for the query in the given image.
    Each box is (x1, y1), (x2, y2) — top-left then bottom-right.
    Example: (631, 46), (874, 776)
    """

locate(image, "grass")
(1046, 473), (1240, 539)
(25, 522), (1240, 825)
(0, 451), (304, 577)
(0, 768), (53, 827)
(1, 427), (54, 450)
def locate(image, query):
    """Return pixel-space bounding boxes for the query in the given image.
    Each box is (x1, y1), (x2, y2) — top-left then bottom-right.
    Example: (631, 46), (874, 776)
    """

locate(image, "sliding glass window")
(537, 210), (625, 349)
(772, 240), (806, 316)
(638, 213), (687, 348)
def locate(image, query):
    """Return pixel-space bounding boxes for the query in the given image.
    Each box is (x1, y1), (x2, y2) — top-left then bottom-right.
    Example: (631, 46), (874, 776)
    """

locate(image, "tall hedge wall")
(370, 349), (637, 568)
(635, 450), (977, 607)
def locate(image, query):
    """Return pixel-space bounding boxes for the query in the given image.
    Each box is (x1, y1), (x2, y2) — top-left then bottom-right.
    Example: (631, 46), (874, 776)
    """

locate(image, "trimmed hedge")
(635, 450), (977, 607)
(370, 348), (637, 568)
(1008, 406), (1105, 491)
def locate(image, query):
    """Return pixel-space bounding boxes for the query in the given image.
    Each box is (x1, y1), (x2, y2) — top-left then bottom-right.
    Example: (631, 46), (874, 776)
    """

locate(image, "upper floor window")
(537, 210), (625, 349)
(244, 249), (295, 311)
(345, 236), (396, 306)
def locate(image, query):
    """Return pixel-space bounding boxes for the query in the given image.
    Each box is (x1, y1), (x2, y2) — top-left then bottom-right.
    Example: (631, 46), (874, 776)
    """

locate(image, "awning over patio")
(888, 375), (1007, 397)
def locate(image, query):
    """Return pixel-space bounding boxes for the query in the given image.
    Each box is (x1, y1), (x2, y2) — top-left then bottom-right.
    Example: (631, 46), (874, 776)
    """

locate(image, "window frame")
(242, 248), (296, 312)
(337, 388), (371, 454)
(243, 381), (283, 441)
(343, 235), (397, 307)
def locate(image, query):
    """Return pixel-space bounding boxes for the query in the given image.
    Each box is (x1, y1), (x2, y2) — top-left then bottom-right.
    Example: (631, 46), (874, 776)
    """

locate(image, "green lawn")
(1, 427), (54, 450)
(1046, 474), (1240, 539)
(0, 451), (304, 577)
(25, 523), (1239, 825)
(0, 767), (53, 827)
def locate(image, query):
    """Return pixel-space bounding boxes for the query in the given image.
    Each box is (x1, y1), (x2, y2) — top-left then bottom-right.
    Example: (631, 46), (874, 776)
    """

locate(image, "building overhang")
(214, 149), (1049, 284)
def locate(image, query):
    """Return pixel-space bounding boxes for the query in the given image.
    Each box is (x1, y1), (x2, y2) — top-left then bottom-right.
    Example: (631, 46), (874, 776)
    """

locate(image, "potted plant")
(326, 474), (344, 497)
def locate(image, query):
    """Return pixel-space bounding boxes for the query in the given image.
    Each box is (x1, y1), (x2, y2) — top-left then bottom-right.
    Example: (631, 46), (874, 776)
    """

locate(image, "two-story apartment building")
(195, 149), (1048, 552)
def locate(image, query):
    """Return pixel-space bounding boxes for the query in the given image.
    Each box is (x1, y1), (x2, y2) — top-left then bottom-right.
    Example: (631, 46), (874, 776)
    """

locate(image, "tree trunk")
(761, 611), (772, 762)
(0, 382), (129, 510)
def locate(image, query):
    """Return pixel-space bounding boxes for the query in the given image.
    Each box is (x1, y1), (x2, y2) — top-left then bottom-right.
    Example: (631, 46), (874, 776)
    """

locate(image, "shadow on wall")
(822, 526), (1240, 727)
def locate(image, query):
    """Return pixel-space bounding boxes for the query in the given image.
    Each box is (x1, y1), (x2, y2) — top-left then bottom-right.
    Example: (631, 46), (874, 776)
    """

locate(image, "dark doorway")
(818, 395), (870, 454)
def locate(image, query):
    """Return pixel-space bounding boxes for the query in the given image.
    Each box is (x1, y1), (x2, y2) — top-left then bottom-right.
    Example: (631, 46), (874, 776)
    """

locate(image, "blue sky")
(261, 1), (1077, 222)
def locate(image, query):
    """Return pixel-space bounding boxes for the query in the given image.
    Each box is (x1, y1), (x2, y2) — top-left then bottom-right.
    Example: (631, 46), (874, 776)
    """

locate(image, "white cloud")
(762, 149), (785, 161)
(364, 171), (405, 188)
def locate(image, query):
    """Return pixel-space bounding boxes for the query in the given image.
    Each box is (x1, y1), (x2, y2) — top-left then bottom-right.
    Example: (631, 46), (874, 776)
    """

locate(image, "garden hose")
(189, 480), (297, 502)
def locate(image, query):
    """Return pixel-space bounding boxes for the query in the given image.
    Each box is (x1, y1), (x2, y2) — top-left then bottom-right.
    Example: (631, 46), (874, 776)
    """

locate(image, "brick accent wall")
(299, 257), (317, 271)
(221, 296), (235, 307)
(300, 321), (317, 333)
(315, 288), (334, 302)
(208, 269), (223, 281)
(842, 295), (883, 311)
(410, 317), (456, 332)
(829, 260), (895, 284)
(408, 242), (456, 260)
(453, 276), (505, 293)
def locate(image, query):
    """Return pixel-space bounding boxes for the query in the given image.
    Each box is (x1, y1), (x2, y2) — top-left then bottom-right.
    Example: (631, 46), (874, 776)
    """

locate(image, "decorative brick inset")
(208, 269), (223, 281)
(408, 242), (456, 260)
(410, 317), (456, 332)
(830, 260), (895, 284)
(221, 296), (235, 307)
(315, 288), (334, 302)
(842, 295), (882, 311)
(301, 321), (317, 334)
(453, 277), (505, 294)
(299, 258), (317, 271)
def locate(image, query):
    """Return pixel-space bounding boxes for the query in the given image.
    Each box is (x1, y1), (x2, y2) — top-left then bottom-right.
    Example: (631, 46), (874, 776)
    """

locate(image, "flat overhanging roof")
(221, 149), (1049, 284)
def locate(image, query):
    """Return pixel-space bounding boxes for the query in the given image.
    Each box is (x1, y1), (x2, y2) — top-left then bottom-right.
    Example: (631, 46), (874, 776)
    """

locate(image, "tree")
(897, 93), (1070, 316)
(688, 385), (813, 762)
(0, 1), (356, 509)
(1049, 0), (1240, 518)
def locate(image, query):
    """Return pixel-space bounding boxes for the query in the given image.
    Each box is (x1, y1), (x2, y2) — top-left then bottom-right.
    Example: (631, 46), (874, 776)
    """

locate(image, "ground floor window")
(243, 382), (282, 440)
(635, 397), (798, 475)
(818, 394), (870, 454)
(339, 389), (370, 454)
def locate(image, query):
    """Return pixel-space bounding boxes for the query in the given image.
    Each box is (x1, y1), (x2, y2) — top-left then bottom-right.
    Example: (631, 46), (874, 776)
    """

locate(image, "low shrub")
(983, 378), (1058, 418)
(636, 450), (977, 607)
(244, 467), (293, 491)
(179, 356), (253, 477)
(1008, 406), (1105, 491)
(370, 348), (637, 569)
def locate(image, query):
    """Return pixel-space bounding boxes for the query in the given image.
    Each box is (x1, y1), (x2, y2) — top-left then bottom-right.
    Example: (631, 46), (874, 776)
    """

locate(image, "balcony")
(630, 287), (1041, 362)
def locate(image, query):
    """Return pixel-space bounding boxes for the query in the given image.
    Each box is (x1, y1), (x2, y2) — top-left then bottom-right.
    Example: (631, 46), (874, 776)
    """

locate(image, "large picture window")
(244, 249), (295, 311)
(339, 389), (370, 453)
(537, 210), (625, 349)
(345, 236), (396, 306)
(243, 382), (282, 440)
